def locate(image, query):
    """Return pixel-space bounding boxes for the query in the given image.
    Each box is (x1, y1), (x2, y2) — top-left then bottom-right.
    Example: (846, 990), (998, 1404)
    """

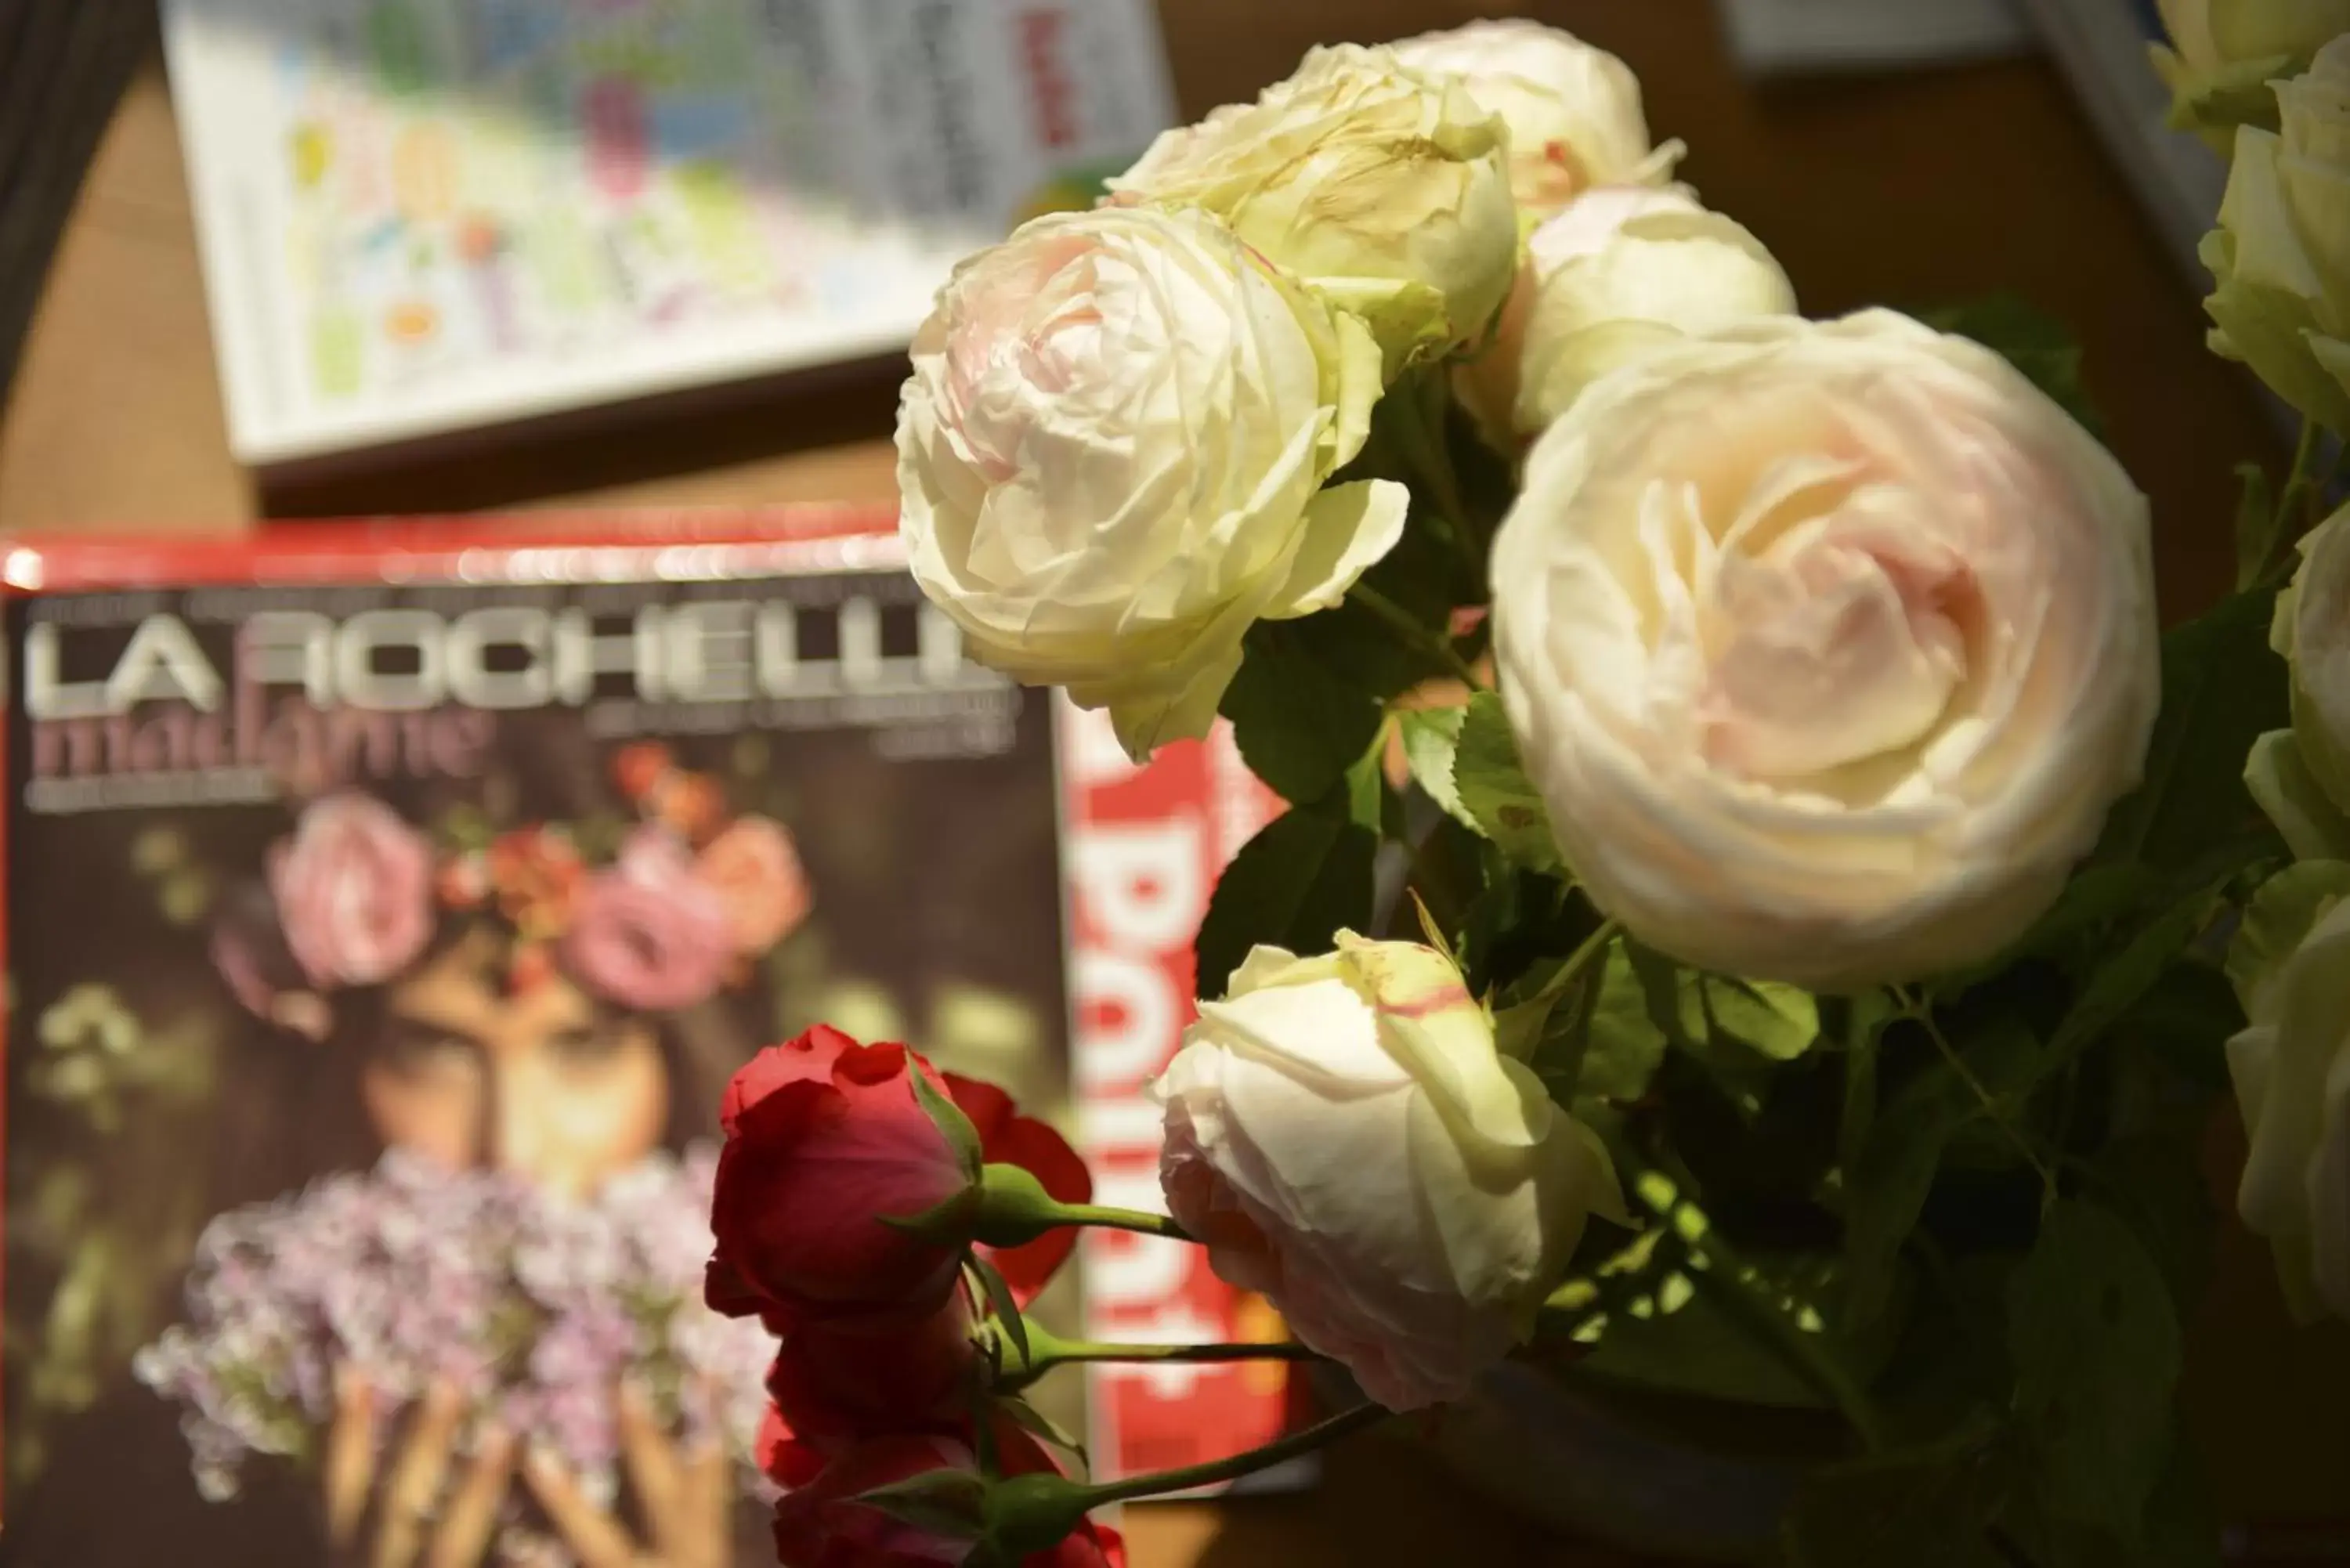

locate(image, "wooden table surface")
(2, 2), (2342, 1562)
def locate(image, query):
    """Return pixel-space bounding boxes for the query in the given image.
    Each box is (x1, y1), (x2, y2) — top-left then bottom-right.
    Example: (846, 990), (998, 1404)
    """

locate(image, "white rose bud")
(1109, 45), (1519, 370)
(1155, 934), (1622, 1412)
(2155, 0), (2350, 135)
(1490, 311), (2159, 992)
(2248, 504), (2350, 859)
(2226, 864), (2350, 1323)
(1456, 186), (1797, 444)
(2203, 38), (2350, 433)
(897, 205), (1407, 761)
(1390, 20), (1680, 222)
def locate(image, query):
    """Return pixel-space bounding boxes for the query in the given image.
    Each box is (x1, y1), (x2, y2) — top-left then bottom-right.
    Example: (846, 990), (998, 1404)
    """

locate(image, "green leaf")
(1843, 1020), (2041, 1326)
(2096, 587), (2289, 873)
(2234, 461), (2282, 591)
(1690, 975), (1820, 1062)
(1578, 942), (1668, 1102)
(969, 1255), (1031, 1369)
(1276, 492), (1469, 699)
(1493, 968), (1577, 1071)
(2225, 858), (2350, 1015)
(1578, 1251), (1900, 1411)
(1452, 691), (1567, 875)
(2080, 1141), (2215, 1316)
(1919, 295), (2099, 434)
(996, 1395), (1090, 1475)
(2044, 887), (2225, 1075)
(1783, 1418), (2012, 1568)
(2006, 1200), (2183, 1541)
(1219, 623), (1386, 805)
(1192, 796), (1378, 1000)
(1836, 994), (1896, 1187)
(1397, 705), (1476, 828)
(908, 1066), (985, 1183)
(852, 1470), (989, 1538)
(1629, 945), (1820, 1116)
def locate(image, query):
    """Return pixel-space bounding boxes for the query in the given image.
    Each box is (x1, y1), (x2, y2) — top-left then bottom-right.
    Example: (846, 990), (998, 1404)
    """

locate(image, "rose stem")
(1074, 1401), (1390, 1508)
(1379, 370), (1484, 583)
(1347, 583), (1482, 687)
(1048, 1202), (1194, 1241)
(995, 1322), (1324, 1393)
(1895, 987), (2057, 1205)
(1622, 1158), (1888, 1454)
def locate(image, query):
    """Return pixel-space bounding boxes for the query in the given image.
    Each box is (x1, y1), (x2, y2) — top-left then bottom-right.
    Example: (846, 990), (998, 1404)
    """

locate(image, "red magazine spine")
(1058, 696), (1292, 1485)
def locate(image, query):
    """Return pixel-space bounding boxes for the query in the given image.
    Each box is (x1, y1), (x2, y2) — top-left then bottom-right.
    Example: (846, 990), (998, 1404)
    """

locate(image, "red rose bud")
(773, 1425), (1123, 1568)
(946, 1075), (1092, 1304)
(767, 1285), (982, 1451)
(756, 1404), (825, 1490)
(708, 1027), (982, 1323)
(771, 1435), (986, 1568)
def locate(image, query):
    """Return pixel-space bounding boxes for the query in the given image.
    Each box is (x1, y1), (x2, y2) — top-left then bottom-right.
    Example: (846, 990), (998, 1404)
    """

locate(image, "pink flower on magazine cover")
(269, 794), (436, 988)
(562, 826), (733, 1010)
(696, 815), (812, 956)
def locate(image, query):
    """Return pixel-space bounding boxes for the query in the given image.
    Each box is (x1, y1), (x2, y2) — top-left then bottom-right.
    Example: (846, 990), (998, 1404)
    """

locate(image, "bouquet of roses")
(706, 13), (2350, 1568)
(136, 1149), (775, 1541)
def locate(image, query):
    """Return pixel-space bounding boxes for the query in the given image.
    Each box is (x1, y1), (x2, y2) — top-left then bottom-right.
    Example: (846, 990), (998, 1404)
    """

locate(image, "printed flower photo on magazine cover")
(3, 699), (1076, 1568)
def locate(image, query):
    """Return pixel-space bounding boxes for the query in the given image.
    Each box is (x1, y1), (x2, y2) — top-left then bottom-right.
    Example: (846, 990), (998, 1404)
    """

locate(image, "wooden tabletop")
(1, 2), (2341, 1562)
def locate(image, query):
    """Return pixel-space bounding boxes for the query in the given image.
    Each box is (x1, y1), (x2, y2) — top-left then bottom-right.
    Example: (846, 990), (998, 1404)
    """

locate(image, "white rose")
(1155, 934), (1621, 1412)
(1109, 44), (1519, 369)
(1390, 19), (1680, 221)
(2226, 863), (2350, 1322)
(2203, 38), (2350, 433)
(897, 204), (1407, 761)
(1489, 311), (2159, 992)
(1456, 186), (1797, 444)
(2155, 0), (2350, 131)
(2248, 504), (2350, 859)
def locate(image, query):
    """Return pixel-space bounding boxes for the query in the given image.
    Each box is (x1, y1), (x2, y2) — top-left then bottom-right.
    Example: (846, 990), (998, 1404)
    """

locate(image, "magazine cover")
(0, 516), (1087, 1566)
(159, 0), (1177, 468)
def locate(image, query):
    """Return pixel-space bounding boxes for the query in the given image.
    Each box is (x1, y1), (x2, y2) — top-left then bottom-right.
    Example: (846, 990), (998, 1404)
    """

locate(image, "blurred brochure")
(2019, 0), (2228, 287)
(159, 0), (1174, 471)
(1716, 0), (2034, 75)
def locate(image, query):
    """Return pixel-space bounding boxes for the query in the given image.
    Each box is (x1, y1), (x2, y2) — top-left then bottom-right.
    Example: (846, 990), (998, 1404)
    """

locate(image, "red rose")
(769, 1433), (981, 1568)
(768, 1425), (1124, 1568)
(945, 1076), (1091, 1304)
(767, 1285), (981, 1452)
(707, 1028), (1097, 1327)
(707, 1027), (977, 1324)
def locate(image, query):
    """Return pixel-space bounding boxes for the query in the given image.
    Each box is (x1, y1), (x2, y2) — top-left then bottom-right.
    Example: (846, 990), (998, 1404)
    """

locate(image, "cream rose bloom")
(1109, 44), (1518, 368)
(1488, 312), (2160, 992)
(2248, 504), (2350, 859)
(2155, 0), (2350, 135)
(2226, 862), (2350, 1323)
(1457, 186), (1797, 444)
(2204, 38), (2350, 434)
(1389, 20), (1679, 221)
(1155, 935), (1621, 1412)
(897, 204), (1405, 761)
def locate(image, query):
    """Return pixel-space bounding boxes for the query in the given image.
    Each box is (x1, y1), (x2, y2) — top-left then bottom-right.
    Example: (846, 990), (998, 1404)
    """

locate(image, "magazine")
(158, 0), (1177, 468)
(0, 512), (1294, 1566)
